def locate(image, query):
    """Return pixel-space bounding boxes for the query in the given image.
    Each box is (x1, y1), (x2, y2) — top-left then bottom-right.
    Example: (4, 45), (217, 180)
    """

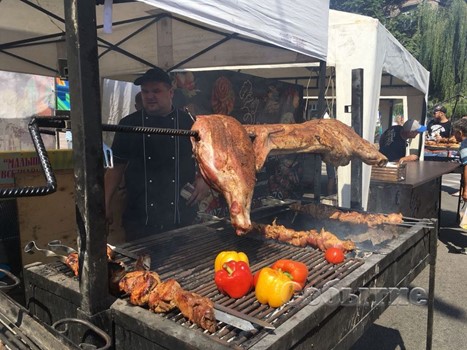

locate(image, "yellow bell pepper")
(255, 267), (295, 308)
(214, 251), (249, 272)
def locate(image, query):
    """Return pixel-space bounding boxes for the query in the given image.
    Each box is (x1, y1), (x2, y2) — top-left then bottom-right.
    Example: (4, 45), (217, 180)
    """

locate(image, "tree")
(418, 0), (467, 117)
(330, 0), (467, 117)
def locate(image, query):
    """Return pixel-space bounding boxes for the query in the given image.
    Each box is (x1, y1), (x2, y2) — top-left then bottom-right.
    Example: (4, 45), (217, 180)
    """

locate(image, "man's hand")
(187, 175), (211, 206)
(104, 164), (126, 228)
(462, 188), (467, 203)
(105, 204), (114, 226)
(399, 154), (418, 164)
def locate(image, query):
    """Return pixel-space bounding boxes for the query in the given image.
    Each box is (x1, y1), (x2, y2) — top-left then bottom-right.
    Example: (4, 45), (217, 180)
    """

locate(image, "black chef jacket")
(111, 108), (196, 236)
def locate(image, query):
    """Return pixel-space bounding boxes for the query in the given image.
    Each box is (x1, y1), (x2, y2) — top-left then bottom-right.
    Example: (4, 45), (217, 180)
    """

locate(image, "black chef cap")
(134, 67), (172, 86)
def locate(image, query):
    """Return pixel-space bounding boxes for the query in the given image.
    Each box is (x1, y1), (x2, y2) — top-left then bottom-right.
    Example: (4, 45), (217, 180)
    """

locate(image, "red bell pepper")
(271, 259), (309, 291)
(214, 260), (253, 298)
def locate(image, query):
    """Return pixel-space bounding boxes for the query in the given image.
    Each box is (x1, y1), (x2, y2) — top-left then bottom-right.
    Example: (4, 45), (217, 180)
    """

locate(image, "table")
(424, 145), (459, 162)
(368, 161), (460, 219)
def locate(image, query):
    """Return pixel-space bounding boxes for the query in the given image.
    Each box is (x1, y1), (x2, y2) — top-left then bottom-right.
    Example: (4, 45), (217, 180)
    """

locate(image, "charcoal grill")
(23, 202), (437, 349)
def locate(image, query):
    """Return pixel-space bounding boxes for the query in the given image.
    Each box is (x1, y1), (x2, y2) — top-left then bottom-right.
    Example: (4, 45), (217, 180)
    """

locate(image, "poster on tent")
(172, 70), (303, 125)
(171, 70), (305, 220)
(0, 71), (55, 151)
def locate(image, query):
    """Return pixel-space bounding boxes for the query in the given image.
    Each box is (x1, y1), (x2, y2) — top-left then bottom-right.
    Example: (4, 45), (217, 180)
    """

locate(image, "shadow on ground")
(439, 205), (467, 253)
(350, 324), (407, 350)
(438, 227), (467, 253)
(441, 184), (461, 195)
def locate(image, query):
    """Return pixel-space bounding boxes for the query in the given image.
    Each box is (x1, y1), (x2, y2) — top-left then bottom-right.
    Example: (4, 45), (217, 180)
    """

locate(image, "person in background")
(393, 115), (404, 126)
(452, 118), (467, 202)
(427, 105), (451, 141)
(134, 91), (143, 111)
(105, 67), (209, 241)
(379, 119), (427, 163)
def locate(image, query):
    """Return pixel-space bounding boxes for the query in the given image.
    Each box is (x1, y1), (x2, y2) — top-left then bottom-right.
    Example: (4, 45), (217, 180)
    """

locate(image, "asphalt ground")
(351, 173), (467, 350)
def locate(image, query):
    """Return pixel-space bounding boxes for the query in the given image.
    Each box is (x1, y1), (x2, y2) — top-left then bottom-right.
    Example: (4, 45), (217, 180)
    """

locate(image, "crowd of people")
(378, 104), (456, 164)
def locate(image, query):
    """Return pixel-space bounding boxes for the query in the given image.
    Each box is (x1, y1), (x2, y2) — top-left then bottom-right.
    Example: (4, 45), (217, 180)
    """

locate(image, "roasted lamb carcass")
(244, 118), (388, 171)
(191, 114), (256, 235)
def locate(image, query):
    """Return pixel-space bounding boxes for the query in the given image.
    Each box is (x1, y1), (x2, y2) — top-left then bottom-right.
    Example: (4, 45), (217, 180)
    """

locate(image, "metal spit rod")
(101, 123), (200, 140)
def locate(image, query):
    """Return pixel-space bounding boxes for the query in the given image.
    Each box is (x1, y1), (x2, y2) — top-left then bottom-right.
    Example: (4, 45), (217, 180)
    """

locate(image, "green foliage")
(330, 0), (467, 118)
(419, 0), (467, 117)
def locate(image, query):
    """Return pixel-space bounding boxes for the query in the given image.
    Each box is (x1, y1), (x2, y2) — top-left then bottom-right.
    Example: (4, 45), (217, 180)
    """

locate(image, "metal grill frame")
(0, 290), (80, 350)
(23, 209), (437, 349)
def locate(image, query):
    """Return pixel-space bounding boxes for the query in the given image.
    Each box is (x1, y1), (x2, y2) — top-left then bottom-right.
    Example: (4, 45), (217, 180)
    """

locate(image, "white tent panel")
(0, 0), (329, 79)
(327, 10), (429, 209)
(140, 0), (329, 61)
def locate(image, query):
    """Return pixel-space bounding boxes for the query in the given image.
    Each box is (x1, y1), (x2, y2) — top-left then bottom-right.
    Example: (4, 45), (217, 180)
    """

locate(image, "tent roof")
(0, 0), (329, 81)
(327, 10), (429, 95)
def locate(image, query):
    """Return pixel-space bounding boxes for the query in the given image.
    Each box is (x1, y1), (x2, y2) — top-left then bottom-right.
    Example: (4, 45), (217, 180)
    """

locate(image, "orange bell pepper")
(214, 251), (249, 272)
(255, 267), (295, 308)
(271, 259), (309, 291)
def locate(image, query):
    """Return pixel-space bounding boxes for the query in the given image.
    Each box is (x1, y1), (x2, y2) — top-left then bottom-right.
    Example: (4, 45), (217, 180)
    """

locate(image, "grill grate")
(0, 312), (41, 350)
(46, 205), (426, 349)
(110, 219), (366, 348)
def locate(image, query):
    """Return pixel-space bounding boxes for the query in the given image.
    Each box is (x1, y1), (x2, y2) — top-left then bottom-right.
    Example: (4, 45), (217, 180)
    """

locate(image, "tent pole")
(351, 68), (363, 210)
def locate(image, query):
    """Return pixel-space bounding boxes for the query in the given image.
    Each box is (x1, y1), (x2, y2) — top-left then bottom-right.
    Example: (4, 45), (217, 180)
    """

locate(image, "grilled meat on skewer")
(63, 247), (216, 331)
(244, 118), (388, 171)
(121, 273), (217, 332)
(174, 290), (217, 333)
(291, 202), (403, 228)
(65, 245), (125, 277)
(254, 220), (356, 252)
(148, 279), (182, 313)
(191, 114), (256, 235)
(64, 252), (79, 276)
(118, 270), (162, 306)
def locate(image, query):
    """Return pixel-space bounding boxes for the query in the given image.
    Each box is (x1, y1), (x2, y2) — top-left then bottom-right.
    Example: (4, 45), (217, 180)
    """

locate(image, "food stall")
(0, 1), (437, 349)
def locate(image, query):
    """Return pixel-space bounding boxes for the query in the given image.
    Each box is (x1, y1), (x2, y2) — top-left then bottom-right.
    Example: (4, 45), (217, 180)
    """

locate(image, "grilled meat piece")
(174, 290), (217, 333)
(191, 114), (256, 235)
(108, 261), (128, 296)
(255, 220), (356, 252)
(65, 252), (79, 276)
(118, 270), (161, 306)
(65, 245), (120, 277)
(65, 251), (217, 332)
(291, 202), (403, 228)
(148, 279), (182, 313)
(106, 245), (114, 260)
(244, 119), (388, 171)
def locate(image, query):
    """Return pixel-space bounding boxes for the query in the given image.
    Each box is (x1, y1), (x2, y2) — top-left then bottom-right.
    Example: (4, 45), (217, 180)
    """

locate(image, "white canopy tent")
(0, 0), (328, 81)
(305, 10), (430, 209)
(0, 2), (431, 210)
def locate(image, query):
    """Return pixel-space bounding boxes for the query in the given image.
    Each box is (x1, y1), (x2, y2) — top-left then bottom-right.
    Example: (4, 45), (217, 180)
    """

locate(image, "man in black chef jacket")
(105, 67), (209, 241)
